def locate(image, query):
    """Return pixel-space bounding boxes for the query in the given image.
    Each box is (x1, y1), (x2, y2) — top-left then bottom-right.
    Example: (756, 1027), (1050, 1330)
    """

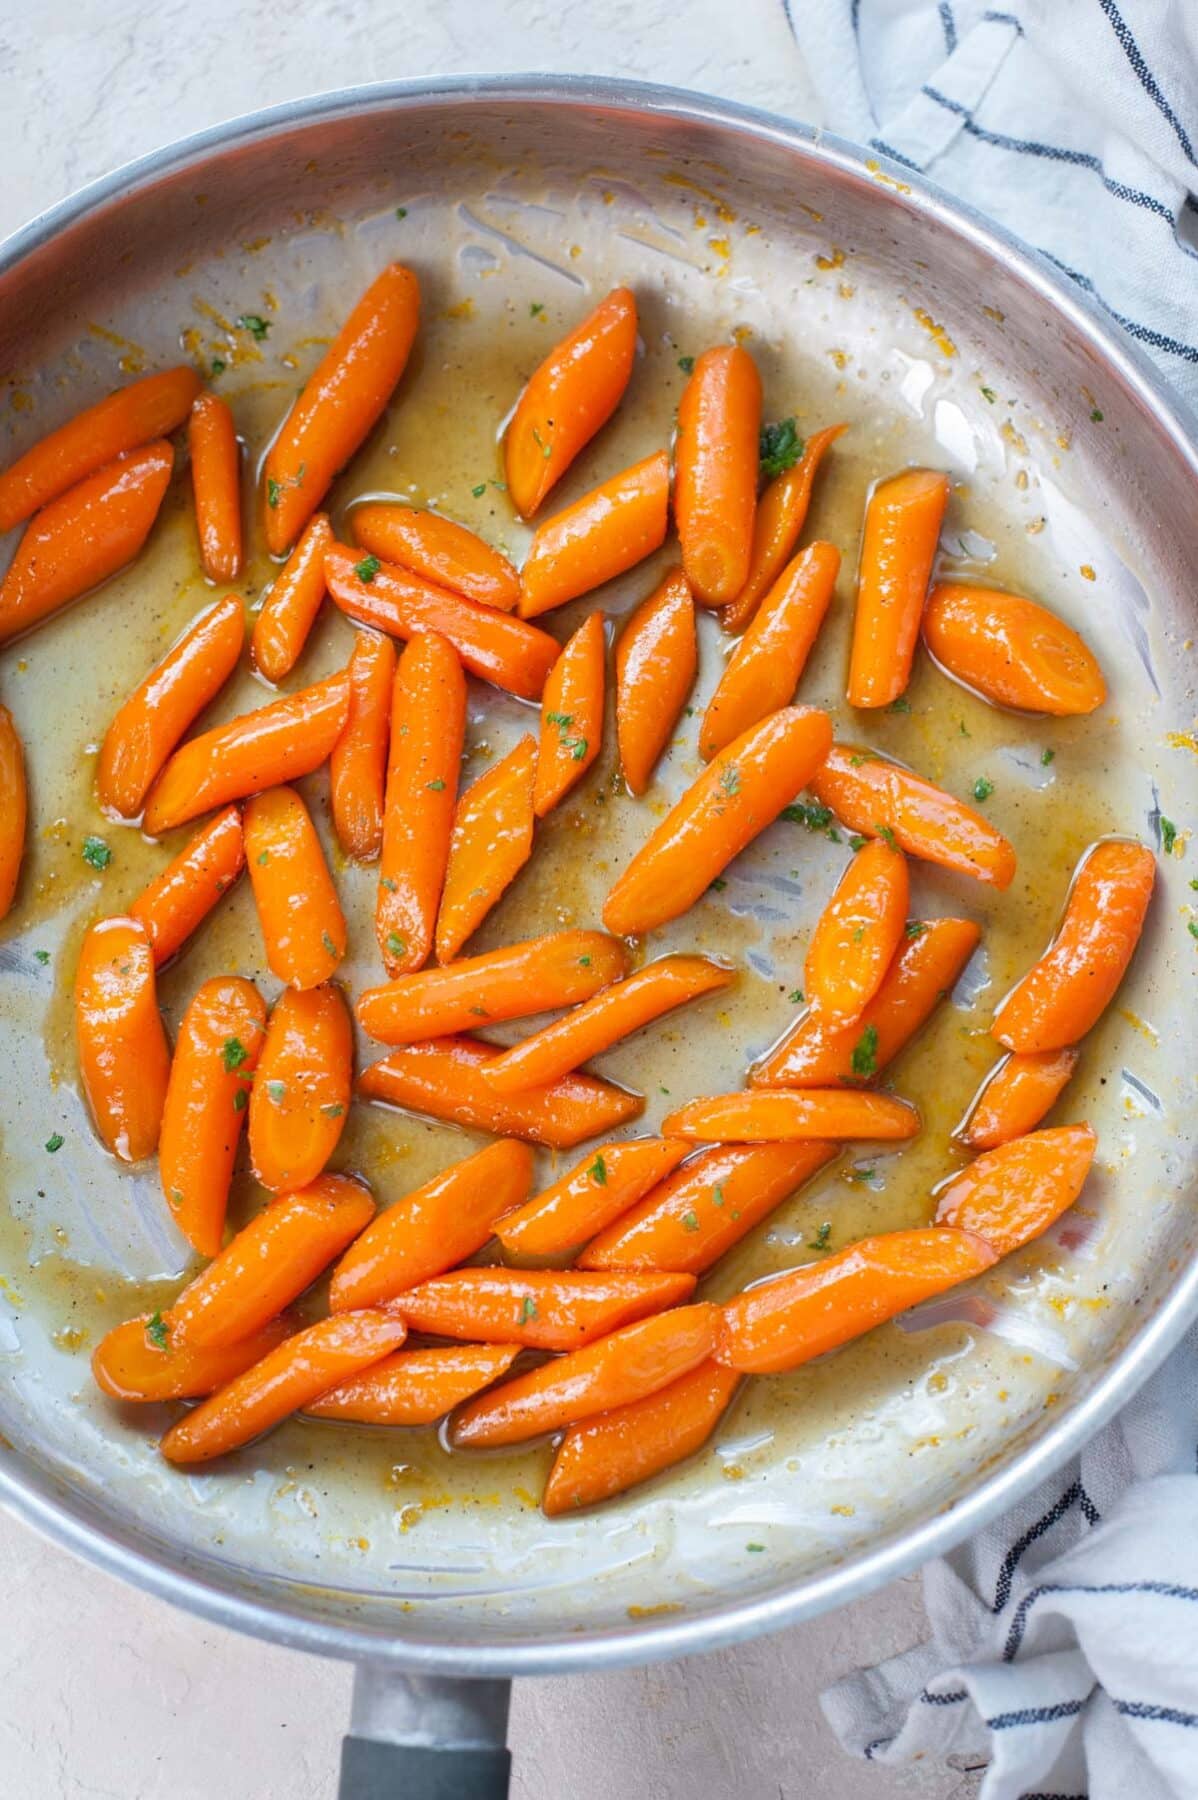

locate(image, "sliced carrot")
(188, 391), (242, 582)
(352, 503), (520, 610)
(615, 567), (697, 795)
(923, 583), (1106, 716)
(534, 611), (605, 817)
(250, 513), (332, 684)
(496, 1137), (692, 1260)
(0, 704), (27, 922)
(721, 423), (847, 634)
(358, 1037), (644, 1149)
(393, 1267), (696, 1352)
(956, 1049), (1080, 1151)
(846, 468), (950, 708)
(91, 1312), (291, 1403)
(674, 346), (762, 606)
(810, 744), (1016, 888)
(505, 286), (638, 518)
(307, 1343), (521, 1425)
(262, 263), (420, 554)
(992, 840), (1155, 1052)
(934, 1123), (1097, 1257)
(244, 786), (346, 989)
(519, 451), (670, 619)
(330, 629), (395, 861)
(130, 805), (245, 966)
(159, 976), (266, 1256)
(96, 592), (245, 819)
(805, 839), (909, 1024)
(74, 917), (170, 1164)
(248, 983), (352, 1192)
(664, 1088), (919, 1143)
(603, 706), (834, 938)
(435, 735), (537, 962)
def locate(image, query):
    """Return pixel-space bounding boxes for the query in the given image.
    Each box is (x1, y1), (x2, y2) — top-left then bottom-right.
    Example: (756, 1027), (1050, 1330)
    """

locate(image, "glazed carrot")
(805, 839), (909, 1024)
(579, 1142), (837, 1275)
(934, 1123), (1097, 1257)
(721, 423), (847, 634)
(701, 542), (841, 758)
(496, 1137), (692, 1260)
(173, 1174), (376, 1347)
(956, 1049), (1080, 1151)
(665, 1088), (919, 1143)
(534, 610), (605, 816)
(715, 1228), (996, 1374)
(810, 744), (1016, 888)
(244, 787), (346, 989)
(992, 840), (1155, 1052)
(250, 513), (332, 683)
(377, 631), (465, 975)
(674, 346), (762, 605)
(0, 442), (174, 645)
(603, 706), (834, 937)
(393, 1267), (696, 1352)
(435, 735), (537, 962)
(0, 366), (199, 532)
(130, 805), (245, 966)
(483, 955), (735, 1095)
(450, 1303), (718, 1448)
(519, 451), (670, 619)
(91, 1313), (291, 1403)
(159, 976), (266, 1256)
(543, 1359), (740, 1515)
(160, 1310), (408, 1465)
(330, 629), (395, 860)
(923, 583), (1106, 716)
(74, 917), (169, 1163)
(141, 670), (350, 834)
(504, 286), (638, 518)
(188, 392), (242, 582)
(307, 1344), (521, 1425)
(326, 544), (557, 701)
(358, 1037), (644, 1148)
(0, 704), (27, 921)
(262, 262), (420, 554)
(352, 503), (520, 610)
(329, 1139), (533, 1312)
(96, 592), (245, 819)
(249, 984), (352, 1192)
(847, 468), (950, 708)
(357, 930), (629, 1044)
(752, 916), (980, 1088)
(615, 567), (696, 795)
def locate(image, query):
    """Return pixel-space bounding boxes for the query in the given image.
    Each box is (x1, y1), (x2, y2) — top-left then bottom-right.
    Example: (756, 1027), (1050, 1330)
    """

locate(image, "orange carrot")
(846, 468), (950, 708)
(496, 1137), (692, 1260)
(91, 1312), (291, 1403)
(923, 583), (1106, 716)
(934, 1123), (1097, 1257)
(664, 1088), (919, 1143)
(393, 1267), (696, 1352)
(603, 706), (834, 937)
(701, 541), (840, 758)
(810, 744), (1016, 888)
(956, 1049), (1080, 1151)
(805, 839), (909, 1024)
(307, 1343), (521, 1425)
(435, 735), (537, 962)
(262, 263), (420, 554)
(244, 786), (346, 989)
(358, 1037), (644, 1148)
(188, 391), (242, 582)
(0, 442), (174, 645)
(505, 287), (638, 518)
(74, 917), (170, 1163)
(721, 423), (847, 634)
(250, 513), (332, 684)
(992, 840), (1155, 1052)
(0, 704), (27, 922)
(159, 976), (266, 1256)
(534, 610), (605, 816)
(130, 805), (245, 966)
(96, 592), (245, 819)
(249, 983), (352, 1192)
(329, 629), (395, 861)
(352, 503), (520, 611)
(519, 451), (670, 619)
(615, 567), (697, 795)
(674, 346), (762, 605)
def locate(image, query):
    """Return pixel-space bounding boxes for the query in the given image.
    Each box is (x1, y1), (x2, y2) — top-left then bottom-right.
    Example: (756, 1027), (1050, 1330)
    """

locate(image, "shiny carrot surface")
(615, 567), (697, 795)
(923, 583), (1106, 716)
(0, 704), (27, 922)
(721, 422), (846, 634)
(393, 1267), (696, 1351)
(248, 983), (352, 1192)
(92, 1313), (291, 1403)
(307, 1343), (521, 1425)
(956, 1048), (1080, 1151)
(435, 735), (537, 962)
(674, 346), (762, 605)
(188, 391), (242, 582)
(330, 628), (395, 861)
(74, 917), (170, 1164)
(534, 610), (605, 816)
(847, 468), (949, 708)
(352, 503), (520, 611)
(663, 1088), (920, 1143)
(519, 451), (670, 619)
(250, 513), (332, 684)
(130, 805), (245, 966)
(244, 786), (346, 989)
(804, 839), (909, 1025)
(496, 1137), (692, 1260)
(934, 1123), (1096, 1256)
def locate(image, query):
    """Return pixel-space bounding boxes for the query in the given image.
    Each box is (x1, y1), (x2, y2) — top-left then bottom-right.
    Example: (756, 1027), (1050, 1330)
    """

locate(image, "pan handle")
(338, 1666), (511, 1799)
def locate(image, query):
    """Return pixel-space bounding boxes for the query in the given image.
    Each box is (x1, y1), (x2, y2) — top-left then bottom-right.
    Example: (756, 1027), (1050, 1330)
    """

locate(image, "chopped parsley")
(887, 695), (912, 714)
(265, 1079), (287, 1104)
(145, 1311), (170, 1350)
(233, 1088), (248, 1112)
(257, 849), (270, 865)
(532, 425), (552, 461)
(380, 875), (398, 892)
(678, 354), (695, 374)
(709, 877), (728, 893)
(972, 776), (995, 802)
(1040, 748), (1055, 766)
(846, 1166), (877, 1185)
(759, 417), (803, 479)
(472, 483), (487, 498)
(1091, 406), (1104, 422)
(1189, 921), (1198, 940)
(781, 800), (834, 833)
(210, 357), (226, 377)
(530, 301), (545, 317)
(321, 932), (339, 957)
(82, 835), (111, 870)
(266, 477), (282, 510)
(588, 1155), (608, 1186)
(712, 1184), (726, 1208)
(354, 554), (381, 583)
(426, 777), (446, 791)
(1160, 817), (1178, 854)
(546, 711), (588, 761)
(386, 932), (406, 959)
(44, 1132), (64, 1153)
(681, 1210), (701, 1232)
(578, 954), (591, 967)
(518, 1297), (539, 1325)
(720, 765), (742, 797)
(788, 988), (804, 1004)
(847, 834), (868, 853)
(808, 1220), (832, 1252)
(237, 313), (270, 340)
(850, 1023), (879, 1078)
(222, 1037), (249, 1072)
(169, 1188), (183, 1207)
(33, 949), (50, 966)
(875, 823), (899, 851)
(980, 385), (997, 404)
(905, 921), (927, 939)
(746, 1543), (765, 1553)
(320, 1103), (345, 1118)
(395, 206), (407, 219)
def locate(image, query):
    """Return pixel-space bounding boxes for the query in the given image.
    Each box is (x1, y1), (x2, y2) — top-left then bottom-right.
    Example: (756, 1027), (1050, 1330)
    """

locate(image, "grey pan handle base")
(338, 1668), (511, 1799)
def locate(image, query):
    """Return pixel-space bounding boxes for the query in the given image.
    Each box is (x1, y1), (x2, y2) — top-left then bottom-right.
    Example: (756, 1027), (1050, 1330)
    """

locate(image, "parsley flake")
(354, 554), (381, 583)
(233, 1089), (247, 1112)
(586, 1155), (608, 1188)
(788, 988), (804, 1004)
(1160, 817), (1178, 854)
(82, 835), (111, 870)
(426, 777), (445, 791)
(237, 313), (270, 340)
(850, 1023), (879, 1078)
(888, 695), (912, 714)
(746, 1543), (766, 1553)
(395, 206), (408, 219)
(808, 1221), (832, 1252)
(759, 417), (803, 479)
(980, 385), (997, 404)
(44, 1132), (64, 1153)
(518, 1297), (539, 1325)
(875, 823), (899, 851)
(257, 849), (270, 865)
(1189, 921), (1198, 941)
(720, 764), (742, 797)
(905, 921), (927, 939)
(1041, 748), (1055, 766)
(1091, 406), (1104, 422)
(145, 1311), (170, 1350)
(266, 1079), (287, 1104)
(320, 1103), (345, 1118)
(681, 1210), (701, 1232)
(530, 301), (545, 317)
(386, 932), (406, 959)
(972, 776), (995, 802)
(678, 354), (695, 374)
(33, 949), (50, 966)
(712, 1184), (726, 1208)
(322, 932), (339, 957)
(472, 482), (487, 498)
(222, 1037), (249, 1072)
(781, 800), (835, 833)
(848, 834), (868, 853)
(210, 356), (226, 377)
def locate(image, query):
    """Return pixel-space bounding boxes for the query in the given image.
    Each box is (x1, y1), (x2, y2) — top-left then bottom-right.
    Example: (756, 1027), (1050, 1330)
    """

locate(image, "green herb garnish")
(145, 1311), (170, 1349)
(678, 355), (695, 374)
(588, 1155), (608, 1186)
(681, 1210), (700, 1232)
(808, 1221), (832, 1252)
(33, 949), (50, 966)
(44, 1133), (64, 1153)
(266, 1080), (287, 1104)
(222, 1037), (249, 1072)
(82, 836), (111, 870)
(518, 1297), (539, 1325)
(1041, 748), (1055, 766)
(972, 776), (995, 802)
(759, 417), (803, 479)
(354, 554), (381, 583)
(237, 313), (270, 340)
(1161, 817), (1178, 854)
(850, 1023), (879, 1078)
(386, 932), (406, 959)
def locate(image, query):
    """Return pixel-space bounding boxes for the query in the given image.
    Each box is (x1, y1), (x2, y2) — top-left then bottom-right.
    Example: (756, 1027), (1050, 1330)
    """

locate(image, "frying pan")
(0, 77), (1195, 1798)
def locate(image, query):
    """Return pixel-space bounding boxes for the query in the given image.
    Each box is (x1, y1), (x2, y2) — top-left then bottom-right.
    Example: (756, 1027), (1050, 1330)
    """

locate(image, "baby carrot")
(721, 423), (847, 634)
(715, 1228), (996, 1374)
(0, 366), (198, 532)
(188, 391), (242, 582)
(956, 1049), (1080, 1151)
(615, 567), (697, 795)
(519, 451), (670, 619)
(250, 513), (332, 684)
(357, 930), (629, 1044)
(262, 262), (420, 554)
(0, 704), (27, 921)
(130, 805), (245, 966)
(450, 1303), (718, 1448)
(244, 786), (346, 989)
(96, 592), (245, 819)
(74, 917), (170, 1163)
(358, 1037), (644, 1148)
(377, 631), (465, 975)
(435, 735), (537, 962)
(352, 503), (520, 611)
(534, 611), (605, 817)
(307, 1344), (521, 1425)
(992, 840), (1155, 1052)
(664, 1088), (919, 1143)
(505, 286), (638, 518)
(329, 629), (395, 861)
(805, 839), (909, 1024)
(603, 705), (834, 938)
(934, 1123), (1097, 1257)
(0, 442), (174, 645)
(482, 955), (735, 1095)
(160, 1310), (408, 1464)
(141, 669), (350, 834)
(173, 1174), (376, 1347)
(91, 1312), (291, 1403)
(810, 744), (1016, 888)
(496, 1137), (692, 1260)
(329, 1139), (534, 1312)
(393, 1268), (696, 1352)
(249, 983), (352, 1192)
(701, 542), (840, 759)
(923, 583), (1106, 716)
(846, 468), (950, 708)
(674, 346), (762, 605)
